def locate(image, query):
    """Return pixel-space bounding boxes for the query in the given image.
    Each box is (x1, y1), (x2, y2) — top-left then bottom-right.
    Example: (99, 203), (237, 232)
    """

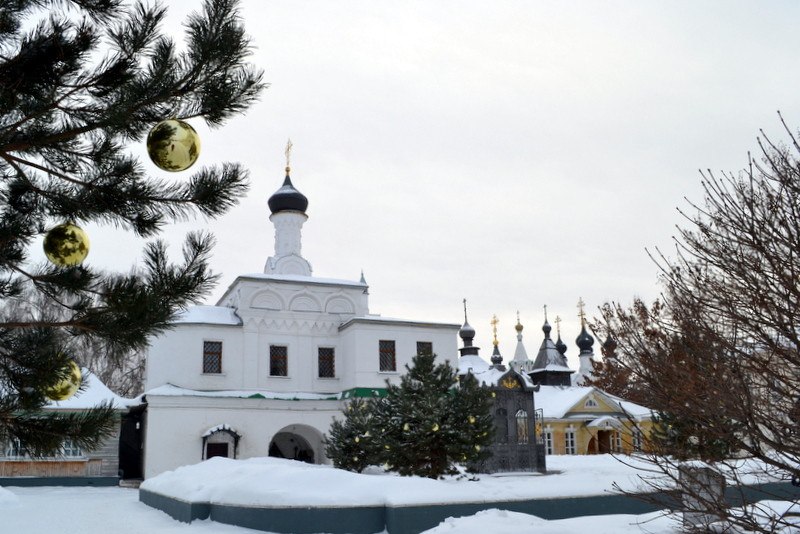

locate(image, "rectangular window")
(379, 340), (396, 372)
(613, 431), (623, 453)
(565, 431), (576, 455)
(270, 345), (288, 377)
(61, 438), (82, 458)
(5, 438), (25, 458)
(416, 341), (433, 356)
(632, 429), (643, 452)
(318, 347), (335, 378)
(203, 341), (222, 374)
(545, 431), (554, 455)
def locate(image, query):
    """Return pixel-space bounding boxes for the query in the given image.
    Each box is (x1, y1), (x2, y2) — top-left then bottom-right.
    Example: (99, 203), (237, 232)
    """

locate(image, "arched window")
(496, 408), (508, 443)
(516, 409), (529, 444)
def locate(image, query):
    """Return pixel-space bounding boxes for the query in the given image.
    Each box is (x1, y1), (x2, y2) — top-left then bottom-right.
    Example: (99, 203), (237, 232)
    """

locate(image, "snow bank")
(419, 508), (676, 534)
(0, 486), (19, 506)
(141, 454), (656, 508)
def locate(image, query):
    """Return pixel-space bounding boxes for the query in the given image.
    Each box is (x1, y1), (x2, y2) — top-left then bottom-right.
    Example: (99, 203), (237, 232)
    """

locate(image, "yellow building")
(535, 385), (653, 455)
(508, 310), (654, 455)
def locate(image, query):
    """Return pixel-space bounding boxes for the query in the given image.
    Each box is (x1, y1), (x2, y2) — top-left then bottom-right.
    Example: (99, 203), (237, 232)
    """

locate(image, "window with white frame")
(584, 398), (598, 408)
(565, 429), (577, 454)
(613, 431), (623, 452)
(4, 437), (82, 458)
(632, 428), (643, 451)
(4, 437), (25, 458)
(61, 438), (83, 458)
(544, 429), (554, 455)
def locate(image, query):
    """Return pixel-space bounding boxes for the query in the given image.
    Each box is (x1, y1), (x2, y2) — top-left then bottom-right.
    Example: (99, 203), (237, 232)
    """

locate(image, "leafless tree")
(595, 114), (800, 532)
(1, 281), (145, 397)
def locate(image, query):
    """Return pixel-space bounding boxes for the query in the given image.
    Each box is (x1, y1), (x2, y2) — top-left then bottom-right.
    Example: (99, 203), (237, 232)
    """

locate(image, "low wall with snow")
(139, 487), (673, 534)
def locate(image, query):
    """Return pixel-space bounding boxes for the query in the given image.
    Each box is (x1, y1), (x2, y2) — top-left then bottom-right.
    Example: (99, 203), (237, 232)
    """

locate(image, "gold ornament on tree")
(147, 119), (201, 171)
(43, 222), (90, 266)
(45, 360), (82, 401)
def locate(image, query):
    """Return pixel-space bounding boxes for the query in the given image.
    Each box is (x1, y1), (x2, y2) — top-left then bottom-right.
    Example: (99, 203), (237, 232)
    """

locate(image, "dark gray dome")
(556, 334), (568, 355)
(576, 325), (595, 352)
(459, 321), (476, 340)
(268, 173), (308, 214)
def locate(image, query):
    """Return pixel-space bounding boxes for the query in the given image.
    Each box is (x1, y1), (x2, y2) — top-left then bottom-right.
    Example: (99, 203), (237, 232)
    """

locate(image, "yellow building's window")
(565, 430), (576, 454)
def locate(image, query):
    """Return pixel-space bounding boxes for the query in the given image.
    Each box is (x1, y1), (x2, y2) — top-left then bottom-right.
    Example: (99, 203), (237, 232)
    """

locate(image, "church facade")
(142, 166), (460, 478)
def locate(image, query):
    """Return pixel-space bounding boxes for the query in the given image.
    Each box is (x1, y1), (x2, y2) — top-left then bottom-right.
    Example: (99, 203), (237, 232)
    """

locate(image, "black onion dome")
(542, 319), (552, 338)
(576, 325), (595, 351)
(268, 173), (308, 214)
(556, 334), (568, 355)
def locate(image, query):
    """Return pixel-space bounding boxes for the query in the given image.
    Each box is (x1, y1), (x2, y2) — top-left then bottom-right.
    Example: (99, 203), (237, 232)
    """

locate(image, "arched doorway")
(268, 424), (323, 464)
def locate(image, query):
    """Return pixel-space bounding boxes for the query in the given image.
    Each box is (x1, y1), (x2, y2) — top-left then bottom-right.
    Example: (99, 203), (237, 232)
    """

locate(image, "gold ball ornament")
(474, 445), (481, 452)
(354, 436), (360, 443)
(45, 360), (82, 401)
(43, 223), (90, 266)
(147, 119), (201, 172)
(403, 423), (410, 432)
(468, 416), (476, 424)
(431, 423), (439, 432)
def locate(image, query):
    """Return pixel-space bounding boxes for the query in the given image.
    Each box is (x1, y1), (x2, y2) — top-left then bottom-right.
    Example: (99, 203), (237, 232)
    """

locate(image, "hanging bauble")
(354, 436), (360, 443)
(146, 119), (201, 172)
(403, 423), (410, 432)
(431, 423), (439, 432)
(45, 360), (81, 401)
(43, 222), (90, 266)
(468, 416), (476, 424)
(474, 445), (481, 452)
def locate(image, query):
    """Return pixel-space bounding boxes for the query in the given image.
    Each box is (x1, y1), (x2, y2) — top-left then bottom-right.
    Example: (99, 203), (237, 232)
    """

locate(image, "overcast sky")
(81, 1), (800, 362)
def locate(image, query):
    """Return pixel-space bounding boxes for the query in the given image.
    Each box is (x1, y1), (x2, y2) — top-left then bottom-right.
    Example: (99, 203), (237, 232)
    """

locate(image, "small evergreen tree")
(325, 352), (493, 479)
(375, 353), (493, 478)
(324, 398), (377, 473)
(0, 0), (263, 456)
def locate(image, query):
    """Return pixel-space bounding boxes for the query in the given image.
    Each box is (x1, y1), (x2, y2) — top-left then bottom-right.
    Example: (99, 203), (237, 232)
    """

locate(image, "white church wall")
(338, 320), (459, 390)
(142, 395), (341, 479)
(145, 323), (244, 391)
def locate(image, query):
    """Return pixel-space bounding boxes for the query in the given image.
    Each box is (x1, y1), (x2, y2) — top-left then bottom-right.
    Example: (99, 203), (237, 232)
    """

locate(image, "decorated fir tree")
(0, 0), (263, 455)
(374, 352), (493, 478)
(326, 352), (493, 479)
(324, 398), (377, 473)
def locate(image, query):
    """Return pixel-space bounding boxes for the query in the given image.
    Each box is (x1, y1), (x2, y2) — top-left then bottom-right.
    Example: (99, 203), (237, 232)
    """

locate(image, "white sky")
(77, 0), (800, 360)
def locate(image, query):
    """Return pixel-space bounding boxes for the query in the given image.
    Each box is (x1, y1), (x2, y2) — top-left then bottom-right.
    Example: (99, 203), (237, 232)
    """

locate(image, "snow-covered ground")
(1, 454), (684, 533)
(0, 484), (677, 534)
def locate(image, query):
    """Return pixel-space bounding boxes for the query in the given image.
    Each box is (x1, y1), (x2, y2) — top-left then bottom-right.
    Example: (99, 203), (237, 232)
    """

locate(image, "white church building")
(142, 165), (460, 478)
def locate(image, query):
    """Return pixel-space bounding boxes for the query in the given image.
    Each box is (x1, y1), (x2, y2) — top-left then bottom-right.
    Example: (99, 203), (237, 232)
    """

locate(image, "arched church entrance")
(268, 424), (323, 464)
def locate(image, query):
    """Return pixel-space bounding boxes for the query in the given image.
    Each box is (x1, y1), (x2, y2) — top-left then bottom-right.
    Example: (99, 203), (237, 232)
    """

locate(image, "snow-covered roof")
(531, 337), (573, 374)
(457, 354), (490, 375)
(145, 383), (340, 401)
(201, 424), (240, 438)
(534, 385), (653, 421)
(586, 415), (625, 429)
(46, 370), (140, 410)
(173, 305), (241, 325)
(467, 366), (535, 389)
(535, 386), (595, 418)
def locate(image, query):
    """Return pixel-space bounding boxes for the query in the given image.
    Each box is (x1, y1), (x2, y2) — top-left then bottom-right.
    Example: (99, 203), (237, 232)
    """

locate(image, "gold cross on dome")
(285, 138), (293, 173)
(554, 315), (562, 335)
(577, 297), (586, 325)
(490, 314), (499, 346)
